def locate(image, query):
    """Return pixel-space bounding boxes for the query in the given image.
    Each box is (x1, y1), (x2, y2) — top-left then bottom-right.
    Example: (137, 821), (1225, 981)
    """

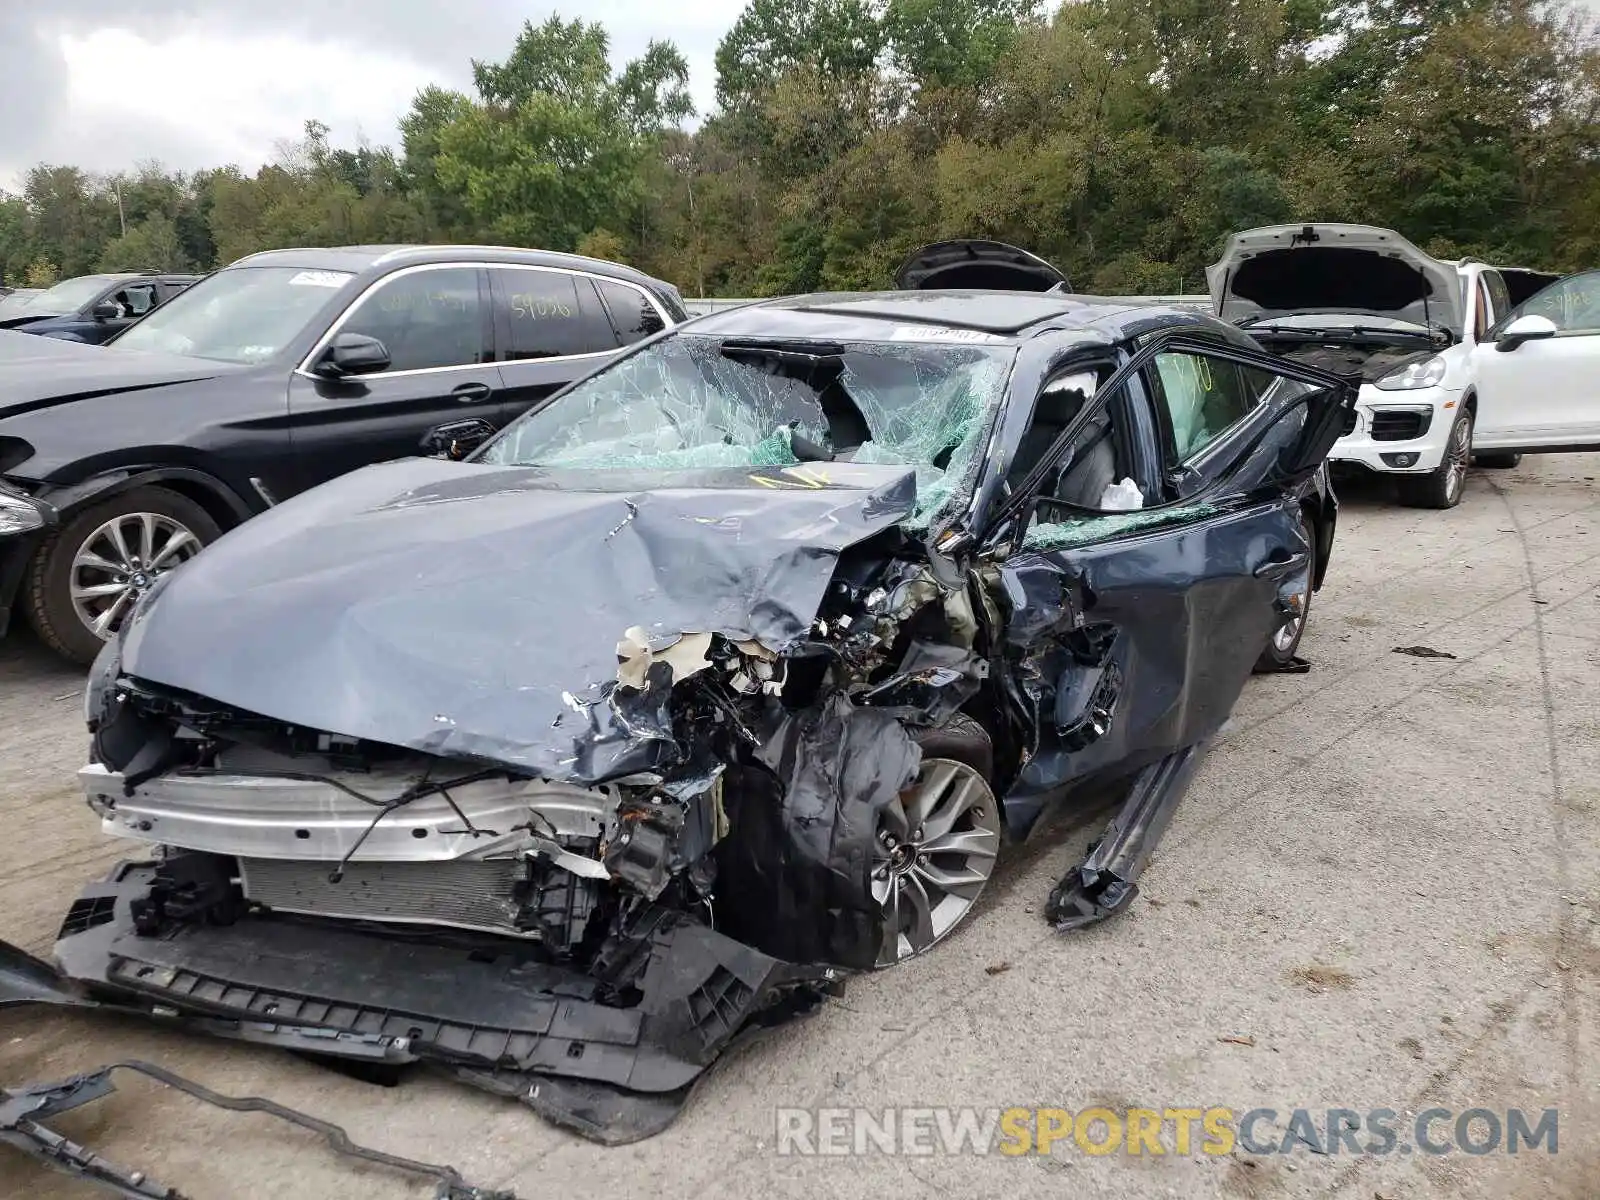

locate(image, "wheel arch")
(38, 467), (256, 534)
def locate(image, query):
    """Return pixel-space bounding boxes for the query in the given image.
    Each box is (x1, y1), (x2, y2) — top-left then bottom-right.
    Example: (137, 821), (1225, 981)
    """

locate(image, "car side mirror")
(1496, 314), (1558, 352)
(421, 418), (496, 460)
(314, 332), (391, 378)
(90, 301), (120, 321)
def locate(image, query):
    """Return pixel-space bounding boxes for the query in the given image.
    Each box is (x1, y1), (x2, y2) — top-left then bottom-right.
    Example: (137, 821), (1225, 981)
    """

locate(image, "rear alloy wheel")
(25, 486), (220, 665)
(1398, 409), (1472, 510)
(873, 757), (1002, 967)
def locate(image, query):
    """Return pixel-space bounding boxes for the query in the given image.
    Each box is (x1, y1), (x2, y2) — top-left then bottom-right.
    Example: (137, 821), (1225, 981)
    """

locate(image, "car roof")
(224, 244), (674, 293)
(688, 289), (1240, 344)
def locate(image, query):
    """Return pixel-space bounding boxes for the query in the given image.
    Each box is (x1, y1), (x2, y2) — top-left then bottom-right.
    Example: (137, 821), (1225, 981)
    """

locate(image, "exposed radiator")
(238, 857), (530, 937)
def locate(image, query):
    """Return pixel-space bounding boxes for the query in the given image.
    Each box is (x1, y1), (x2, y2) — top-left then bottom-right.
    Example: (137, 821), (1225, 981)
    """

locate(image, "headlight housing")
(1374, 355), (1447, 391)
(0, 481), (52, 537)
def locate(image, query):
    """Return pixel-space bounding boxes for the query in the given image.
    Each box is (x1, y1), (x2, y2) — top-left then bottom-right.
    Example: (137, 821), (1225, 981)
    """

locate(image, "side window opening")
(1149, 350), (1271, 465)
(1008, 365), (1149, 516)
(111, 284), (159, 318)
(594, 277), (666, 346)
(1483, 271), (1512, 325)
(1517, 270), (1600, 335)
(338, 268), (487, 373)
(493, 269), (622, 360)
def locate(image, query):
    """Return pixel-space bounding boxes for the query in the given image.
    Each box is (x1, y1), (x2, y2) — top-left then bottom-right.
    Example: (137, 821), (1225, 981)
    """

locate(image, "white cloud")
(59, 28), (437, 173)
(0, 3), (747, 190)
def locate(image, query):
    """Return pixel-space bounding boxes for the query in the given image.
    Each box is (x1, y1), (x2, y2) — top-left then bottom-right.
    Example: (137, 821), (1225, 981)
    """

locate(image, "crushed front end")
(42, 462), (1002, 1141)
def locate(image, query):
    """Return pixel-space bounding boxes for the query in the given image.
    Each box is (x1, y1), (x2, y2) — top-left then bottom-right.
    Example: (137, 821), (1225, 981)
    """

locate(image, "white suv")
(1207, 224), (1590, 508)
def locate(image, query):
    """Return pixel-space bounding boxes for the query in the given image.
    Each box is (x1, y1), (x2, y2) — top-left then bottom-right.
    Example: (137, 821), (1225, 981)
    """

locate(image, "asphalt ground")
(2, 453), (1597, 1199)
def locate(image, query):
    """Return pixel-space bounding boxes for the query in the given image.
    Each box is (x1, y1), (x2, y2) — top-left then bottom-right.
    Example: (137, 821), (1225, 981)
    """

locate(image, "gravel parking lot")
(3, 455), (1597, 1199)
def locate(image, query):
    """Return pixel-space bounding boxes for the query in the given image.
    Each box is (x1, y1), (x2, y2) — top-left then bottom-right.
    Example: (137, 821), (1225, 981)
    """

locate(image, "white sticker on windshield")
(288, 270), (349, 288)
(887, 325), (1007, 344)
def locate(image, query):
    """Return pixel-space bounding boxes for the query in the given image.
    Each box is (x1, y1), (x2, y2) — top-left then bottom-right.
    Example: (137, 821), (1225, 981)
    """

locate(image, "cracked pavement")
(2, 453), (1597, 1198)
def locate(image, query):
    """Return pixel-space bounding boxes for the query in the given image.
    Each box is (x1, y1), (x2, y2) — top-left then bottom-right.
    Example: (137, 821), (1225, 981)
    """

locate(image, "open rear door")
(895, 241), (1069, 292)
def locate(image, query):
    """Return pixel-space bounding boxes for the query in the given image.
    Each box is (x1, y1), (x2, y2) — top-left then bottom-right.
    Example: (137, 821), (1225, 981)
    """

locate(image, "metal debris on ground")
(0, 1059), (516, 1200)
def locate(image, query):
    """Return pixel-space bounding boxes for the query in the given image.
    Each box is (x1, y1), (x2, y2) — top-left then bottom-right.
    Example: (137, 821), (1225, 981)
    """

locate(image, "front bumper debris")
(0, 1059), (516, 1199)
(10, 861), (828, 1145)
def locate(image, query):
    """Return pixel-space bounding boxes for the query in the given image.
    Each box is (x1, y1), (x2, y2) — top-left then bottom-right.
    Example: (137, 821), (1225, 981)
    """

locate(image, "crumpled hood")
(117, 455), (918, 781)
(1207, 224), (1462, 333)
(0, 328), (235, 420)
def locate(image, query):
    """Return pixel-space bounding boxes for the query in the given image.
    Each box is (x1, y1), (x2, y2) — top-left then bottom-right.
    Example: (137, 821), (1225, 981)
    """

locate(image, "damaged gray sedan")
(5, 289), (1355, 1143)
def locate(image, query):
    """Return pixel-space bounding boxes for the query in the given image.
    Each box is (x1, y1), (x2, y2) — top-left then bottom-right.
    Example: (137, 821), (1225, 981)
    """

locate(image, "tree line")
(3, 0), (1597, 298)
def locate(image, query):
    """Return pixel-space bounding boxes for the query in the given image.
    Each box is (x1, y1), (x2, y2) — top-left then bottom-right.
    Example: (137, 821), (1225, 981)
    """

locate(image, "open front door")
(1471, 269), (1600, 453)
(978, 333), (1353, 926)
(983, 334), (1354, 836)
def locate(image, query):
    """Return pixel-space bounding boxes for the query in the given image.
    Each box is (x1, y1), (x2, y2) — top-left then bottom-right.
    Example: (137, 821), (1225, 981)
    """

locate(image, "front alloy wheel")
(69, 512), (201, 638)
(873, 758), (1002, 966)
(1398, 410), (1472, 510)
(24, 486), (221, 665)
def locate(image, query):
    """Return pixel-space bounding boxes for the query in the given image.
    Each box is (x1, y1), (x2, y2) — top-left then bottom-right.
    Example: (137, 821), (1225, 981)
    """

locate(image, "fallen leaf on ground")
(1392, 645), (1457, 660)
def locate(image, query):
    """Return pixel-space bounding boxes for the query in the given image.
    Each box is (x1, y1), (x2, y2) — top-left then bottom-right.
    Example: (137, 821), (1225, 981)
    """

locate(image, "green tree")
(883, 0), (1039, 88)
(97, 214), (189, 272)
(427, 17), (692, 251)
(714, 0), (884, 111)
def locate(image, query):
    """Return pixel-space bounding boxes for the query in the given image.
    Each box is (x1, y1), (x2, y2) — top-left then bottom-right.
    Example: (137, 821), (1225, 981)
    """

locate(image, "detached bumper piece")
(1045, 743), (1207, 931)
(33, 862), (826, 1145)
(0, 1059), (514, 1199)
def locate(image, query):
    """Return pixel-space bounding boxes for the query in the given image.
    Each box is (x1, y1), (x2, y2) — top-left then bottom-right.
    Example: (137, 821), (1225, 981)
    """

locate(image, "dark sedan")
(0, 272), (199, 344)
(0, 245), (687, 663)
(5, 287), (1356, 1143)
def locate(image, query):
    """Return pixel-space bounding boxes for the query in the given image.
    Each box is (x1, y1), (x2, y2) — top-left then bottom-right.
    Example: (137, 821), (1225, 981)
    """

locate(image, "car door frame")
(974, 330), (1356, 836)
(286, 262), (501, 494)
(1471, 268), (1600, 453)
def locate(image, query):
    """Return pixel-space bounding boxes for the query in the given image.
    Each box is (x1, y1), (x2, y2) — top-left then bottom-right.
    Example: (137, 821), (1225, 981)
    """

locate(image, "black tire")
(1397, 409), (1473, 510)
(1255, 517), (1315, 672)
(24, 486), (221, 665)
(1473, 451), (1521, 469)
(914, 712), (995, 781)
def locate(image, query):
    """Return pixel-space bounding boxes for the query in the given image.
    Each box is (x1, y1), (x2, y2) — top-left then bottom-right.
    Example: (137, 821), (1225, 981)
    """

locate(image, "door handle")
(452, 382), (493, 404)
(1253, 552), (1310, 580)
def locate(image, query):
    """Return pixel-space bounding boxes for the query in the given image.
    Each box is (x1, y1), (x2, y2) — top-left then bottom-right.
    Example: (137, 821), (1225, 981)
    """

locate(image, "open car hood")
(113, 455), (918, 782)
(1207, 224), (1462, 333)
(894, 241), (1069, 292)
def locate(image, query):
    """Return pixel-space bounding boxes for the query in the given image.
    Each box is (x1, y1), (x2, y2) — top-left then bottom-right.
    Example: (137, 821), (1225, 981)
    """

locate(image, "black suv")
(0, 272), (200, 344)
(0, 245), (687, 663)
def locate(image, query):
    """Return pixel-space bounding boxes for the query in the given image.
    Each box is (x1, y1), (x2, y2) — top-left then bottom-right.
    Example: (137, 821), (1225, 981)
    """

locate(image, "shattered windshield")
(480, 333), (1015, 521)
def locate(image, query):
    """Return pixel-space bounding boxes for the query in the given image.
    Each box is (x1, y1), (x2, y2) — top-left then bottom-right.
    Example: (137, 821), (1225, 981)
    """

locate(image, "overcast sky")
(1, 4), (748, 190)
(9, 4), (1599, 192)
